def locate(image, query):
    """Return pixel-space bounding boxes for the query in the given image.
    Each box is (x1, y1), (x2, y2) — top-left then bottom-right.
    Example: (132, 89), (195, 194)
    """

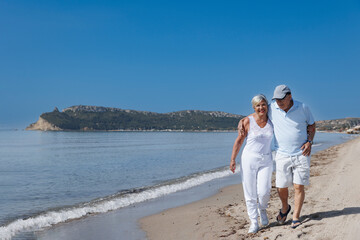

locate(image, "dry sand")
(140, 136), (360, 240)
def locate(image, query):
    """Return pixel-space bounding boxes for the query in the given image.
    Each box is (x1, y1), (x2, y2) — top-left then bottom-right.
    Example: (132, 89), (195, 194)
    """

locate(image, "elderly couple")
(230, 84), (316, 233)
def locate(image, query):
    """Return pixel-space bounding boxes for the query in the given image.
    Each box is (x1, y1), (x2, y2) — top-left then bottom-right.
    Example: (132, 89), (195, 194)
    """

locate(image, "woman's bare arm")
(230, 117), (249, 173)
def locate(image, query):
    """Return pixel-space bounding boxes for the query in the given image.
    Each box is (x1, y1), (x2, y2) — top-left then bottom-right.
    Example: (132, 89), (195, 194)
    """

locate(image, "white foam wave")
(0, 166), (238, 239)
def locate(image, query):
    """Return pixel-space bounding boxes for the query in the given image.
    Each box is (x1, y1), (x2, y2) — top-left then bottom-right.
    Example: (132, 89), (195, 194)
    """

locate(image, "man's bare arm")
(301, 123), (316, 156)
(307, 123), (316, 142)
(237, 118), (246, 136)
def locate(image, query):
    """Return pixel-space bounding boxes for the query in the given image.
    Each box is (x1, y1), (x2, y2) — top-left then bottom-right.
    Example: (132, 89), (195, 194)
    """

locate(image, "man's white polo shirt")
(268, 100), (315, 156)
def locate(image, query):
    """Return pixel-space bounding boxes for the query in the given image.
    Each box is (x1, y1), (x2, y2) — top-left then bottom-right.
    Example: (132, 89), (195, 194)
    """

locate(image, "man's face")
(275, 93), (292, 111)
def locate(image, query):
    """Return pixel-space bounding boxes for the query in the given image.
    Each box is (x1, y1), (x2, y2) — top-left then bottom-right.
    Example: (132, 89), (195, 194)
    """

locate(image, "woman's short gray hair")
(251, 94), (268, 108)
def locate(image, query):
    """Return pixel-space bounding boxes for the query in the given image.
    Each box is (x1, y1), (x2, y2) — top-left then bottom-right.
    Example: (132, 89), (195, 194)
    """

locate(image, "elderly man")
(269, 85), (315, 229)
(239, 85), (316, 229)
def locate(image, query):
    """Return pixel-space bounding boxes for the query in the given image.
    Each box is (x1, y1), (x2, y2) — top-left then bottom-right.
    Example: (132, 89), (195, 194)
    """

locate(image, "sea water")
(0, 130), (355, 239)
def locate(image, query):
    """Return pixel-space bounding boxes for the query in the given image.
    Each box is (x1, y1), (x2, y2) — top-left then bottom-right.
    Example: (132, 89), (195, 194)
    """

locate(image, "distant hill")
(26, 105), (360, 132)
(315, 118), (360, 132)
(26, 105), (245, 131)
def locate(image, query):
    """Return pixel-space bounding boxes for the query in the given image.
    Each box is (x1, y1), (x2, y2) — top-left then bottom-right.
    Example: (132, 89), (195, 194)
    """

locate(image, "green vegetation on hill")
(39, 106), (244, 131)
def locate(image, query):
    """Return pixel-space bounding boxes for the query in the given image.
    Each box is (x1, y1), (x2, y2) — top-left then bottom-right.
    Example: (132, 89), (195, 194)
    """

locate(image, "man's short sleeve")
(268, 102), (274, 121)
(303, 103), (315, 125)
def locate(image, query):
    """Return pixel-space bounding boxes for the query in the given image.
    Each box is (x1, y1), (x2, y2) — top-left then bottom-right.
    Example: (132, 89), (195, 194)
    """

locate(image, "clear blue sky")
(1, 0), (360, 128)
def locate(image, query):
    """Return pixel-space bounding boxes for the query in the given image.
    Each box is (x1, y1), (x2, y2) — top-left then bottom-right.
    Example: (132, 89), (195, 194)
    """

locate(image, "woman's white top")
(243, 115), (273, 155)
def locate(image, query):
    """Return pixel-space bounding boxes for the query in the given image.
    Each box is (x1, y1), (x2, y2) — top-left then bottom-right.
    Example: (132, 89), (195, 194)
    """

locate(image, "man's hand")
(301, 142), (312, 156)
(237, 118), (245, 137)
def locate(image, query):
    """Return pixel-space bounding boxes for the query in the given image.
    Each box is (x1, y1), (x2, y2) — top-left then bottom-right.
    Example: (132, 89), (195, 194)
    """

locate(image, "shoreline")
(140, 136), (360, 240)
(35, 172), (244, 240)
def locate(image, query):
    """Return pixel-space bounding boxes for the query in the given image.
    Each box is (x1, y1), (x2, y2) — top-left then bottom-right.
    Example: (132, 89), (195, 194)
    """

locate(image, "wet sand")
(140, 136), (360, 240)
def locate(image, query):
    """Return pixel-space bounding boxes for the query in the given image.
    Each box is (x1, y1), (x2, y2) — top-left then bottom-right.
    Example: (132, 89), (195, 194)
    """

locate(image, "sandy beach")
(140, 136), (360, 240)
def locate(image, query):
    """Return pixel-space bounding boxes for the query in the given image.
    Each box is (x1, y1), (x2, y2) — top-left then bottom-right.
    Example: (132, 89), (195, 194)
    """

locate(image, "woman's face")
(253, 100), (268, 116)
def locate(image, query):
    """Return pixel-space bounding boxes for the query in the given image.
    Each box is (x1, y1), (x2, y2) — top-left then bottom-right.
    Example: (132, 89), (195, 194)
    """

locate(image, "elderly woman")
(230, 94), (274, 233)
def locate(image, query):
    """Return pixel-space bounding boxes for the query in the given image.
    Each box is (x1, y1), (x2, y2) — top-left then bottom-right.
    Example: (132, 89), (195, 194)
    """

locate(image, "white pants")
(241, 150), (273, 223)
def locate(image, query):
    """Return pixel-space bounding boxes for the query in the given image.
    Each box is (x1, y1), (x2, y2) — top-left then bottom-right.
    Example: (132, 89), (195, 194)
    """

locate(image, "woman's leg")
(257, 161), (273, 210)
(256, 160), (273, 226)
(241, 153), (259, 223)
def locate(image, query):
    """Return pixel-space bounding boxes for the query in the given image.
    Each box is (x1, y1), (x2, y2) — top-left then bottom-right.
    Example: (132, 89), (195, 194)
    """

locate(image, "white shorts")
(275, 152), (310, 188)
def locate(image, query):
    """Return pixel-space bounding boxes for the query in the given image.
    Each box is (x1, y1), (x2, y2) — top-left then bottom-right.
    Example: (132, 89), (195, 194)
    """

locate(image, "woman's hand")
(230, 160), (236, 173)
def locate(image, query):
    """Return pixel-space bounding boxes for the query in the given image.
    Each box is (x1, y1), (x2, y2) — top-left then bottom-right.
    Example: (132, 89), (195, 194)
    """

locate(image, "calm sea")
(0, 130), (354, 239)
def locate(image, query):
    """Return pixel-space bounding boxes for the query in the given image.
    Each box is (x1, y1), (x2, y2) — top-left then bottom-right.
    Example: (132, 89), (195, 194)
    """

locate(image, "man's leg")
(293, 183), (305, 221)
(277, 187), (289, 214)
(275, 153), (293, 223)
(292, 154), (310, 227)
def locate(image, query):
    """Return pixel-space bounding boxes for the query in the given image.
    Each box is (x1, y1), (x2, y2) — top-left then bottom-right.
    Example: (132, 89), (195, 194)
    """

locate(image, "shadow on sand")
(301, 207), (360, 224)
(260, 207), (360, 230)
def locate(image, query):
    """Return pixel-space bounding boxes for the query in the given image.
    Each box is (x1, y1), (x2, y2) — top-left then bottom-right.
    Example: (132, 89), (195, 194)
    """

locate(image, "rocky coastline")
(26, 117), (62, 131)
